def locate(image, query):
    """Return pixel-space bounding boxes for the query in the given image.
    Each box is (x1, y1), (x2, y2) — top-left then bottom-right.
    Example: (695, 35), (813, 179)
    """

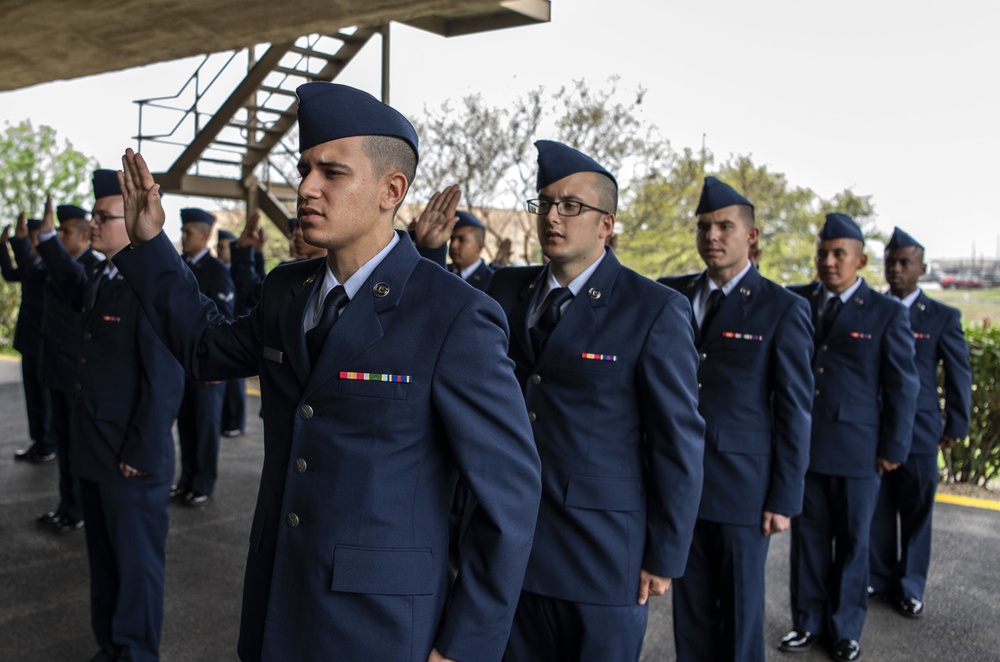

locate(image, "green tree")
(0, 120), (97, 349)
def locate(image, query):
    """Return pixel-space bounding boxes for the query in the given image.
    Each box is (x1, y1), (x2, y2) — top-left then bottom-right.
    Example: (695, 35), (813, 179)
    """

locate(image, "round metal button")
(700, 353), (708, 360)
(817, 367), (825, 374)
(815, 389), (821, 396)
(527, 411), (537, 422)
(530, 374), (541, 385)
(286, 513), (300, 528)
(294, 458), (307, 474)
(299, 404), (314, 419)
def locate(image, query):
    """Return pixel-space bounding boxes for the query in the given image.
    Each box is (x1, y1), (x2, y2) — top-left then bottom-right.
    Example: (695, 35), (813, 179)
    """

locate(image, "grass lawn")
(923, 285), (1000, 325)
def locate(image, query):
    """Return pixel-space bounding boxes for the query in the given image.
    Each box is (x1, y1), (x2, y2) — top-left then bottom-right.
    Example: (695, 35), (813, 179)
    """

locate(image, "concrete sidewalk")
(1, 355), (999, 660)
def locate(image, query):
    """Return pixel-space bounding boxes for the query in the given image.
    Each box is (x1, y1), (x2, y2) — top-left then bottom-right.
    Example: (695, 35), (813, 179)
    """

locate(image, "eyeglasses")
(526, 198), (610, 217)
(90, 212), (125, 225)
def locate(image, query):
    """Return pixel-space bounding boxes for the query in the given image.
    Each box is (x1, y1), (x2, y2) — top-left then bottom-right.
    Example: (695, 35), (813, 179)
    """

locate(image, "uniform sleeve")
(637, 295), (705, 578)
(877, 303), (920, 463)
(36, 235), (88, 309)
(940, 307), (972, 440)
(764, 296), (814, 517)
(430, 296), (542, 662)
(114, 231), (262, 381)
(0, 239), (22, 282)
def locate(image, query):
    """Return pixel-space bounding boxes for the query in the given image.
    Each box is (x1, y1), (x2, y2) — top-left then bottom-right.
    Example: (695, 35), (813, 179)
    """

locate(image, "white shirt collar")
(458, 258), (484, 281)
(305, 231), (399, 329)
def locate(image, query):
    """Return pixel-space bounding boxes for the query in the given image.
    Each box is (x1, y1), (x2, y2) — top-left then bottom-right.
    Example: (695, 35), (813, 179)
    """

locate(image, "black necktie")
(530, 287), (573, 356)
(88, 262), (110, 308)
(306, 286), (349, 364)
(699, 289), (725, 342)
(818, 296), (843, 341)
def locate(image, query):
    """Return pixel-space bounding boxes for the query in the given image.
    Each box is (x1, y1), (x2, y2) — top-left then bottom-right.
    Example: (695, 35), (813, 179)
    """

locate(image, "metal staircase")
(132, 1), (552, 234)
(135, 27), (381, 232)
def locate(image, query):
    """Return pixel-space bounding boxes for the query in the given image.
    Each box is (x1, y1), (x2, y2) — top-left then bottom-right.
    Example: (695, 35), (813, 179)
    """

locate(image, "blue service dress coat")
(487, 249), (705, 607)
(788, 280), (919, 476)
(870, 290), (971, 599)
(659, 268), (813, 525)
(37, 237), (184, 483)
(114, 230), (542, 662)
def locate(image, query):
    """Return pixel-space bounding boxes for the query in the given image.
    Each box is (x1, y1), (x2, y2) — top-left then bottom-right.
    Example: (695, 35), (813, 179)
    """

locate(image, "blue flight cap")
(296, 82), (419, 162)
(217, 229), (237, 243)
(27, 218), (42, 231)
(57, 204), (89, 224)
(534, 140), (617, 191)
(180, 208), (216, 225)
(92, 169), (121, 200)
(886, 226), (924, 252)
(819, 213), (864, 243)
(454, 211), (485, 231)
(695, 176), (753, 214)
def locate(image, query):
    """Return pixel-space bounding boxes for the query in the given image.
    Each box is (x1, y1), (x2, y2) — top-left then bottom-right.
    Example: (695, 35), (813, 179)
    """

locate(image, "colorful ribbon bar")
(914, 332), (932, 340)
(581, 353), (617, 362)
(849, 332), (872, 340)
(721, 332), (763, 341)
(339, 371), (411, 383)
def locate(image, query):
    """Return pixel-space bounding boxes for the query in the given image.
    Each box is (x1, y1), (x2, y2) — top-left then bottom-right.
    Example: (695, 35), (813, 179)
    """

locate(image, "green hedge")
(941, 323), (1000, 485)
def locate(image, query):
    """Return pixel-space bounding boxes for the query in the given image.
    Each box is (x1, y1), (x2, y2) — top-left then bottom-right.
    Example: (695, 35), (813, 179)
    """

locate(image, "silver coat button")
(286, 513), (300, 528)
(527, 411), (537, 422)
(299, 404), (314, 419)
(530, 374), (541, 385)
(294, 458), (307, 474)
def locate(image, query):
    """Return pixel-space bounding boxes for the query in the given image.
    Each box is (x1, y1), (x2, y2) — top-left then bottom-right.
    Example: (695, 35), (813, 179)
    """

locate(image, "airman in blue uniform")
(35, 203), (100, 531)
(172, 207), (235, 506)
(659, 177), (813, 662)
(36, 169), (184, 661)
(2, 215), (54, 462)
(115, 82), (541, 662)
(782, 214), (919, 661)
(869, 227), (972, 618)
(490, 141), (705, 662)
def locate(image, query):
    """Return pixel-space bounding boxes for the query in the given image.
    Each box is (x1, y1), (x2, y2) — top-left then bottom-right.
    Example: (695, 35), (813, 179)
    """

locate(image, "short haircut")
(737, 205), (755, 227)
(362, 135), (417, 189)
(594, 174), (618, 214)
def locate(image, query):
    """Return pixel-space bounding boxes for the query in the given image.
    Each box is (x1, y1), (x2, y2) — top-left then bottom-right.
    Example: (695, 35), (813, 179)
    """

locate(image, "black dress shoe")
(57, 516), (84, 533)
(37, 510), (63, 525)
(779, 630), (820, 652)
(222, 428), (243, 438)
(14, 447), (35, 461)
(183, 491), (211, 507)
(170, 485), (188, 499)
(830, 638), (861, 660)
(896, 596), (924, 618)
(28, 450), (57, 463)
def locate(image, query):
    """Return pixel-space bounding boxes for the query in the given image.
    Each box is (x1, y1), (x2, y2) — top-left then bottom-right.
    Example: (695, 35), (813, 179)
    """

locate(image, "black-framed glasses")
(526, 198), (610, 217)
(90, 212), (124, 225)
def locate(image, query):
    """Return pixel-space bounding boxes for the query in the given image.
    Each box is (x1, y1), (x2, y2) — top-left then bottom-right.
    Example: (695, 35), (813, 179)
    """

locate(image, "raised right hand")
(13, 211), (28, 240)
(119, 148), (166, 245)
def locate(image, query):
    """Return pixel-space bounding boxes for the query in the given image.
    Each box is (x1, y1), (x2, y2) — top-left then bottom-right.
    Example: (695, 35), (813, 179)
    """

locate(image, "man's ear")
(381, 171), (409, 212)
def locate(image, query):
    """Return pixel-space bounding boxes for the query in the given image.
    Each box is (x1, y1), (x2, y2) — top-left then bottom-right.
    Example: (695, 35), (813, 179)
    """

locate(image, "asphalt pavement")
(1, 355), (998, 661)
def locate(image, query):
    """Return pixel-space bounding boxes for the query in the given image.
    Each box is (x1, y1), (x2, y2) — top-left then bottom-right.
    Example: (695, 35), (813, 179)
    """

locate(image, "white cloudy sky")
(1, 0), (997, 260)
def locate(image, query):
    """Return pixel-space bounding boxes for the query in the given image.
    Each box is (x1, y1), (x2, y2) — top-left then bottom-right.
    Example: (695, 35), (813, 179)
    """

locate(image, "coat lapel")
(509, 270), (545, 364)
(279, 261), (325, 387)
(535, 249), (618, 367)
(302, 231), (418, 396)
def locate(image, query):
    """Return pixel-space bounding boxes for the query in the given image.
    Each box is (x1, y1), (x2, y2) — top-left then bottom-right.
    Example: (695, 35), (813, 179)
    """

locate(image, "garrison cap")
(57, 205), (89, 224)
(26, 218), (42, 231)
(296, 82), (419, 161)
(454, 211), (485, 231)
(92, 169), (121, 200)
(695, 176), (753, 215)
(534, 140), (617, 191)
(180, 208), (216, 225)
(217, 229), (237, 243)
(819, 213), (864, 243)
(886, 226), (924, 252)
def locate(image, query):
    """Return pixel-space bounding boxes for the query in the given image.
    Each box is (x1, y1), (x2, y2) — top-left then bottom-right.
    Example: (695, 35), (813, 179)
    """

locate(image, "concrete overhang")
(0, 0), (549, 92)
